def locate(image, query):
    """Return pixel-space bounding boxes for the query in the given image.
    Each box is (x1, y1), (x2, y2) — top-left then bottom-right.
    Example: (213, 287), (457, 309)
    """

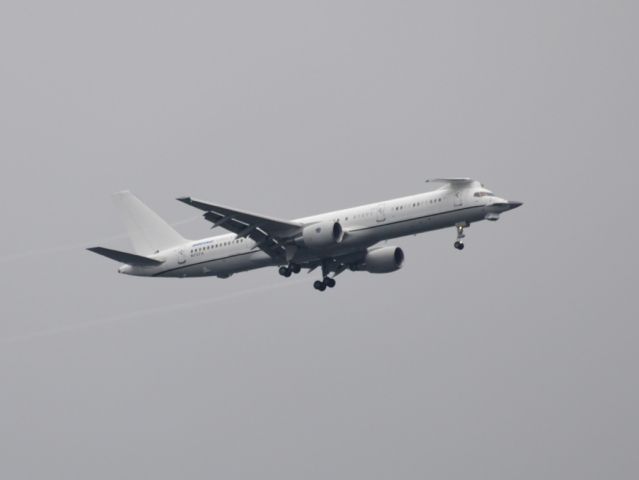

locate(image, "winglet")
(176, 196), (215, 212)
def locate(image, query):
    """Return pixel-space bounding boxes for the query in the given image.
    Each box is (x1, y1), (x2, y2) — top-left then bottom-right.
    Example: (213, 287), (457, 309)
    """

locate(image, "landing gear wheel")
(314, 280), (327, 291)
(291, 264), (301, 274)
(279, 266), (292, 277)
(325, 277), (336, 288)
(454, 241), (465, 250)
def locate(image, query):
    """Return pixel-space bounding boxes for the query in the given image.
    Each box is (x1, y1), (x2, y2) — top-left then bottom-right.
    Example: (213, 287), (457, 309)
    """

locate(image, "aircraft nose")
(507, 201), (523, 210)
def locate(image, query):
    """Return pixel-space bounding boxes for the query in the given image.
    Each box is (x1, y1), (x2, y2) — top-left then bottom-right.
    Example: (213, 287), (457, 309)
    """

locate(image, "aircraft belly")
(162, 250), (275, 278)
(289, 207), (488, 264)
(347, 206), (487, 243)
(213, 251), (275, 276)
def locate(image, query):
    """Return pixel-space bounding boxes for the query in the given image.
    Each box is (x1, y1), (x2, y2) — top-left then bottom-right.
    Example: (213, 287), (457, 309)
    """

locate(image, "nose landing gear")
(454, 222), (468, 250)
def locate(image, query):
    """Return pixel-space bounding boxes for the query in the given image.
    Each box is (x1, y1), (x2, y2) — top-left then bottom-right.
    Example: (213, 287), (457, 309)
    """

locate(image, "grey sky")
(1, 1), (637, 479)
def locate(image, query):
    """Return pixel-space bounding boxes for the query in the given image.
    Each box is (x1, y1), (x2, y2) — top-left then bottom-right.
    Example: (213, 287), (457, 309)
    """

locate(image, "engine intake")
(352, 246), (404, 274)
(298, 221), (344, 249)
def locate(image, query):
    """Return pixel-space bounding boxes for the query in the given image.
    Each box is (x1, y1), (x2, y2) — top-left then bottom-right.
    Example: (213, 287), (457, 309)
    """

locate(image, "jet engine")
(298, 221), (344, 249)
(351, 246), (404, 274)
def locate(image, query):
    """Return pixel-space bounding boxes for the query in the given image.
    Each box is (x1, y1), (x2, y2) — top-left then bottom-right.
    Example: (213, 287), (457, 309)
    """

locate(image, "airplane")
(88, 178), (522, 291)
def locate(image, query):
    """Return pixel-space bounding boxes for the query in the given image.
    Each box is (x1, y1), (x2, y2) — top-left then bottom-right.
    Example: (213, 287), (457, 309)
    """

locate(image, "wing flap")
(201, 210), (286, 259)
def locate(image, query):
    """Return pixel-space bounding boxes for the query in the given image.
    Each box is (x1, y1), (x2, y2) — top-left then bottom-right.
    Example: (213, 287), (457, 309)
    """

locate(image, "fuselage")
(119, 185), (516, 278)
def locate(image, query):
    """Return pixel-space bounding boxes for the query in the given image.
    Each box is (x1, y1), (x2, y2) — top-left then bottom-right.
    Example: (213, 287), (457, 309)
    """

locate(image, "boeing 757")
(88, 178), (522, 291)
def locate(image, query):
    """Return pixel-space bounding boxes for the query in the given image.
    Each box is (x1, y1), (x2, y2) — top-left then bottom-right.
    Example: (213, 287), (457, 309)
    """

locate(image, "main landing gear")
(278, 263), (301, 277)
(279, 260), (340, 292)
(313, 259), (340, 292)
(454, 223), (468, 250)
(313, 277), (336, 292)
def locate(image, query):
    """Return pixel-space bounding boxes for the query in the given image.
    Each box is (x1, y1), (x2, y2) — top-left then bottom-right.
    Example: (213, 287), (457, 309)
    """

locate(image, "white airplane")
(88, 178), (522, 291)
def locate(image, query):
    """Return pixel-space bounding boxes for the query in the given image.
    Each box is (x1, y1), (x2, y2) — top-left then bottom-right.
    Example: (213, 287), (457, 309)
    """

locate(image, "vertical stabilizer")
(112, 191), (186, 255)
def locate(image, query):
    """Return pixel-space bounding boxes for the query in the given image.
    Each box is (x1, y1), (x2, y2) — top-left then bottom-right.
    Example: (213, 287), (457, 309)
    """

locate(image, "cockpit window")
(474, 191), (495, 197)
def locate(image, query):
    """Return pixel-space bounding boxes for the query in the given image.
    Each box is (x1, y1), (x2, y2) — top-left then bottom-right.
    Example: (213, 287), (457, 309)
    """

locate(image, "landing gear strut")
(454, 223), (467, 250)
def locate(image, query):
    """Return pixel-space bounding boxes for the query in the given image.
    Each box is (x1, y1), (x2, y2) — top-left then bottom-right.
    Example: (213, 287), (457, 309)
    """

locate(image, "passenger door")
(376, 204), (386, 222)
(453, 191), (463, 207)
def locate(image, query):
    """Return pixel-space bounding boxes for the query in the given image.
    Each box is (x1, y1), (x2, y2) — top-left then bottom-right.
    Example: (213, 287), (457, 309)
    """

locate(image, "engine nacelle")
(352, 246), (405, 274)
(298, 221), (344, 249)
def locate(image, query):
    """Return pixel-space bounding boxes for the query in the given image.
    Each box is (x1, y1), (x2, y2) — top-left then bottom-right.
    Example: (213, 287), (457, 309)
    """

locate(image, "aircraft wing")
(177, 197), (302, 259)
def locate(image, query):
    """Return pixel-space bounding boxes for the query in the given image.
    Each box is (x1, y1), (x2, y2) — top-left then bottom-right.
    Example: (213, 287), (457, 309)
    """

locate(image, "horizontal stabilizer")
(425, 178), (479, 189)
(87, 247), (164, 267)
(426, 178), (473, 184)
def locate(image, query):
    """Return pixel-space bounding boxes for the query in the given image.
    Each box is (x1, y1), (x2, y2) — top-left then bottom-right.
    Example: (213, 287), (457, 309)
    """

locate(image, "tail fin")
(112, 191), (187, 255)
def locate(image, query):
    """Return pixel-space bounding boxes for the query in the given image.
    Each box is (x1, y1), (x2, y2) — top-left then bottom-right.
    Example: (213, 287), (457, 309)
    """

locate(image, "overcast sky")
(1, 1), (637, 479)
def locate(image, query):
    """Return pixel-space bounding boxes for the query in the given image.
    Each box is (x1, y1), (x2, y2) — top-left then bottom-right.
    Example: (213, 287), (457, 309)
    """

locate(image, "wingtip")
(176, 196), (192, 204)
